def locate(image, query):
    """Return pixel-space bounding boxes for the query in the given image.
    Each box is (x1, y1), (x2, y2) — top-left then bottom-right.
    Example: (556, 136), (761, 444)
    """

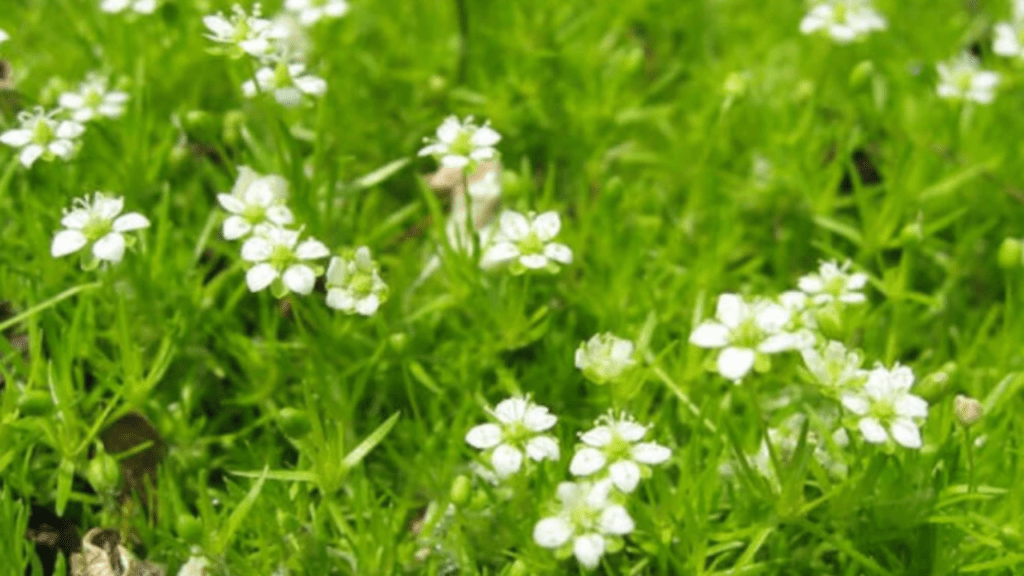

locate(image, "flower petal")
(0, 129), (32, 147)
(608, 460), (641, 492)
(569, 447), (606, 476)
(246, 263), (279, 292)
(520, 254), (549, 269)
(19, 145), (44, 167)
(112, 212), (150, 232)
(890, 418), (922, 449)
(895, 395), (928, 419)
(599, 505), (635, 535)
(51, 230), (87, 257)
(326, 287), (355, 311)
(533, 517), (572, 549)
(525, 436), (560, 461)
(355, 295), (380, 316)
(283, 265), (317, 295)
(471, 125), (501, 147)
(92, 232), (126, 263)
(715, 293), (745, 328)
(580, 426), (613, 447)
(543, 243), (573, 264)
(522, 405), (557, 432)
(490, 444), (523, 477)
(465, 423), (502, 449)
(499, 211), (530, 241)
(858, 417), (888, 444)
(223, 216), (252, 240)
(689, 322), (729, 348)
(240, 237), (273, 262)
(531, 212), (561, 241)
(493, 397), (528, 424)
(573, 534), (606, 570)
(631, 442), (671, 464)
(716, 347), (756, 381)
(295, 239), (330, 260)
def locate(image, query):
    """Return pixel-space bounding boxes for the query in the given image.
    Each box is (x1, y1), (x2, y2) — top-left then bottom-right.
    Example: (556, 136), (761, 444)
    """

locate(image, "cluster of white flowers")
(203, 4), (328, 107)
(799, 0), (887, 43)
(418, 116), (574, 278)
(798, 0), (1013, 106)
(51, 192), (150, 267)
(216, 166), (388, 311)
(1, 73), (129, 168)
(463, 394), (671, 569)
(100, 0), (158, 15)
(575, 333), (637, 385)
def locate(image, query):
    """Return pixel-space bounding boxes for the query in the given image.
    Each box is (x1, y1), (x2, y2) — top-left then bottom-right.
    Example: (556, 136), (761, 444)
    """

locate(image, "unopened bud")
(998, 238), (1022, 269)
(85, 448), (121, 494)
(449, 475), (471, 506)
(849, 60), (875, 90)
(954, 395), (982, 427)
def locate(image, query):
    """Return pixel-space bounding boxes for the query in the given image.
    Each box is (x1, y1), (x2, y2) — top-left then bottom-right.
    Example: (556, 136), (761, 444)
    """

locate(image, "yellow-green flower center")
(242, 204), (267, 223)
(82, 216), (112, 241)
(518, 232), (545, 255)
(31, 119), (54, 144)
(269, 244), (296, 269)
(449, 130), (473, 157)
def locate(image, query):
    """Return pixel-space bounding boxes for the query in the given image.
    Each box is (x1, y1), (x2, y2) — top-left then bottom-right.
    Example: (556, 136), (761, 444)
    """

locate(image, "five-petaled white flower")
(241, 226), (330, 295)
(569, 412), (671, 493)
(284, 0), (350, 26)
(464, 396), (560, 478)
(533, 480), (635, 570)
(689, 293), (797, 381)
(418, 116), (501, 170)
(799, 0), (887, 43)
(203, 4), (274, 58)
(51, 193), (150, 264)
(218, 169), (294, 240)
(0, 107), (85, 168)
(480, 210), (573, 273)
(798, 260), (868, 305)
(575, 333), (637, 385)
(58, 74), (130, 122)
(325, 247), (389, 316)
(100, 0), (158, 14)
(801, 340), (866, 393)
(936, 54), (1000, 105)
(994, 0), (1024, 59)
(841, 364), (928, 449)
(242, 60), (327, 107)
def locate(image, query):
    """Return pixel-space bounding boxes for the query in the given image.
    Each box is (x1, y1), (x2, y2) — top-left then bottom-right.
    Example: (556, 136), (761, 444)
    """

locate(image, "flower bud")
(954, 395), (982, 427)
(222, 110), (247, 148)
(998, 238), (1022, 269)
(849, 60), (875, 90)
(85, 448), (121, 494)
(916, 361), (956, 401)
(278, 407), (313, 439)
(449, 475), (471, 506)
(176, 514), (204, 544)
(899, 220), (924, 246)
(574, 333), (637, 385)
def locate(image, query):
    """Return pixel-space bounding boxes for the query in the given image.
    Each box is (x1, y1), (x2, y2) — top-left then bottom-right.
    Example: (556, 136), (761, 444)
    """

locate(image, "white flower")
(777, 290), (818, 349)
(242, 60), (327, 107)
(217, 169), (293, 240)
(418, 115), (501, 170)
(51, 192), (150, 264)
(574, 333), (637, 385)
(480, 210), (573, 273)
(569, 412), (671, 493)
(324, 247), (389, 316)
(284, 0), (349, 26)
(203, 4), (274, 58)
(994, 0), (1024, 58)
(58, 74), (130, 122)
(0, 107), (85, 168)
(799, 0), (887, 43)
(464, 396), (559, 478)
(533, 481), (634, 570)
(688, 293), (797, 382)
(100, 0), (158, 14)
(841, 364), (928, 449)
(240, 226), (330, 295)
(268, 13), (311, 57)
(176, 554), (209, 576)
(801, 341), (866, 392)
(0, 29), (8, 44)
(798, 260), (868, 305)
(936, 54), (1000, 105)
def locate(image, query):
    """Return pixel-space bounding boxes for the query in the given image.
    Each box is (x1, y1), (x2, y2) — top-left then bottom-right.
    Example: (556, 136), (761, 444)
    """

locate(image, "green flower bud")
(278, 407), (313, 439)
(998, 238), (1022, 269)
(85, 448), (121, 494)
(176, 514), (204, 544)
(899, 220), (924, 245)
(916, 362), (956, 401)
(574, 333), (637, 385)
(849, 60), (875, 90)
(389, 332), (408, 353)
(183, 110), (217, 142)
(449, 475), (471, 506)
(954, 395), (982, 427)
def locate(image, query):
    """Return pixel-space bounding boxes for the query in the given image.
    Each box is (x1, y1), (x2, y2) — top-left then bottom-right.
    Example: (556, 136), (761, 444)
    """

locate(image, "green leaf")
(213, 467), (267, 554)
(351, 158), (410, 191)
(342, 412), (400, 470)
